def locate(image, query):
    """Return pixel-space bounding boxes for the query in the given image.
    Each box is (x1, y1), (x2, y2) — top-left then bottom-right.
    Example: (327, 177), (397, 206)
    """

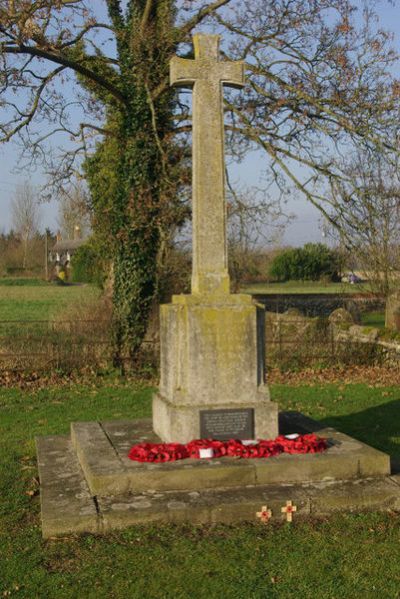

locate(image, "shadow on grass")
(280, 400), (400, 472)
(318, 399), (400, 462)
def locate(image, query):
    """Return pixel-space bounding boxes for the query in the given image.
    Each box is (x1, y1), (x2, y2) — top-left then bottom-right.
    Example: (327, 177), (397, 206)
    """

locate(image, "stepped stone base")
(36, 413), (400, 538)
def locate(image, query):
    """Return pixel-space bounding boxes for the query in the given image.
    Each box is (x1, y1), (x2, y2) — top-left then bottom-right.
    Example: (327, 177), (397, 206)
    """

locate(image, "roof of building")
(52, 239), (86, 252)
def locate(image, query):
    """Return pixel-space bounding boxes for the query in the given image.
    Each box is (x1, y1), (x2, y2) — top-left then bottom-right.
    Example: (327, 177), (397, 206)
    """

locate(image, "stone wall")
(333, 324), (400, 366)
(264, 306), (400, 367)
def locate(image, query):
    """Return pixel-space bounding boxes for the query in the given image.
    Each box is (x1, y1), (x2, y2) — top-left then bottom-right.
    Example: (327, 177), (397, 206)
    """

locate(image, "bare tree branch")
(1, 43), (127, 105)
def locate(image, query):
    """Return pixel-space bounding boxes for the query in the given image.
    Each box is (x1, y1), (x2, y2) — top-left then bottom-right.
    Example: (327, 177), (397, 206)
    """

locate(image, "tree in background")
(0, 229), (54, 276)
(11, 182), (41, 269)
(0, 1), (399, 363)
(70, 239), (106, 285)
(0, 230), (20, 275)
(57, 183), (92, 240)
(328, 151), (400, 297)
(270, 243), (341, 282)
(226, 179), (291, 291)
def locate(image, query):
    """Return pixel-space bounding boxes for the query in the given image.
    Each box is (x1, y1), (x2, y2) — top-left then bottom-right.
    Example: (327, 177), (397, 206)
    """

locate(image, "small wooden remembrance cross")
(170, 35), (244, 295)
(281, 500), (297, 523)
(256, 505), (272, 524)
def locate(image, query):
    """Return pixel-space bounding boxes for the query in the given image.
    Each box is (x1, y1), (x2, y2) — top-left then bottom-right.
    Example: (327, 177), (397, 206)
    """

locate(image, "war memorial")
(36, 35), (399, 537)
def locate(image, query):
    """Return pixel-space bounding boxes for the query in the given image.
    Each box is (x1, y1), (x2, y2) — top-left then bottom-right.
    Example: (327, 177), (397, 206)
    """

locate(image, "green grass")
(1, 380), (399, 598)
(243, 281), (370, 295)
(361, 311), (386, 329)
(0, 278), (48, 287)
(0, 281), (101, 321)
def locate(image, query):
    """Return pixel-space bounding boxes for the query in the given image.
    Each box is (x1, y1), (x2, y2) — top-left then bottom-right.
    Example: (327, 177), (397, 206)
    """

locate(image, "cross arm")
(170, 55), (245, 89)
(170, 34), (244, 90)
(218, 61), (244, 89)
(170, 56), (197, 88)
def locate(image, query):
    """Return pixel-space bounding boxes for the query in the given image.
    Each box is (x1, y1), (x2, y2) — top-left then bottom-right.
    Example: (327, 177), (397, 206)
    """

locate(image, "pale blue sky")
(0, 2), (399, 245)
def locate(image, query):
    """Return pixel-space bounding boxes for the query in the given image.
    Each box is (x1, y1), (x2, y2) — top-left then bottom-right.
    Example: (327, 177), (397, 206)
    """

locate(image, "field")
(1, 379), (399, 598)
(361, 311), (386, 329)
(0, 279), (101, 321)
(243, 281), (369, 295)
(0, 278), (388, 373)
(0, 279), (372, 323)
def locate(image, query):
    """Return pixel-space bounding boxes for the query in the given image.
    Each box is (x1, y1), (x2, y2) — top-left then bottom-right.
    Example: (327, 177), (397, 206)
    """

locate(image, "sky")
(0, 1), (399, 246)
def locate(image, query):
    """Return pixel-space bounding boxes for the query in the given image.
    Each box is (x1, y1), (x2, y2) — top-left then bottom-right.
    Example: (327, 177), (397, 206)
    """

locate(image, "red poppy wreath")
(128, 433), (327, 463)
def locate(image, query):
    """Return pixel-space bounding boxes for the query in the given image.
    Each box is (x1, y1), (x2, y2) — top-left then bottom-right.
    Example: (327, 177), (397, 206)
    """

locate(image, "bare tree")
(328, 151), (400, 296)
(11, 181), (41, 269)
(226, 175), (292, 290)
(57, 182), (91, 239)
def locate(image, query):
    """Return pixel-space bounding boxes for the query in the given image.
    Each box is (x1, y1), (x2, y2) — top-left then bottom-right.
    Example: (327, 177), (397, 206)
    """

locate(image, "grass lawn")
(243, 281), (370, 295)
(0, 279), (101, 321)
(360, 311), (386, 329)
(0, 278), (49, 287)
(1, 379), (399, 598)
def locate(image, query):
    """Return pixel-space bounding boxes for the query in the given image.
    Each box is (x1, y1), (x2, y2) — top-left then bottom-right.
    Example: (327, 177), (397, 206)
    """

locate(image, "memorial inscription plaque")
(200, 408), (254, 440)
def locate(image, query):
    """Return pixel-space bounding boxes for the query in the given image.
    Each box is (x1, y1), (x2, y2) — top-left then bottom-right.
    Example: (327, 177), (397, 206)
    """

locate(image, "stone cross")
(170, 34), (244, 295)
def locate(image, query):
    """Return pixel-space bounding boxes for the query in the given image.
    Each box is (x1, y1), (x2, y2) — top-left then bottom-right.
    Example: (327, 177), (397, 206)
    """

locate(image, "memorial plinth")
(153, 293), (278, 442)
(36, 414), (397, 538)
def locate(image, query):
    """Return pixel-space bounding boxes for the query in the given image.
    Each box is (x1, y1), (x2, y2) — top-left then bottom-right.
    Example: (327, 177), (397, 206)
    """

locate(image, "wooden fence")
(0, 318), (394, 373)
(0, 319), (113, 372)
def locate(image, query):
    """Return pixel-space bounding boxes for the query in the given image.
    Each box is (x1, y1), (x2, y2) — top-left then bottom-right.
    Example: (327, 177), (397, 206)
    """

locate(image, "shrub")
(269, 243), (340, 282)
(71, 241), (107, 286)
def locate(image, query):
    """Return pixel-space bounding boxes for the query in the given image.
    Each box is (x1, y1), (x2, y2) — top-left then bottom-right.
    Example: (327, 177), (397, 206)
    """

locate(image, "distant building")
(49, 238), (86, 265)
(49, 228), (86, 268)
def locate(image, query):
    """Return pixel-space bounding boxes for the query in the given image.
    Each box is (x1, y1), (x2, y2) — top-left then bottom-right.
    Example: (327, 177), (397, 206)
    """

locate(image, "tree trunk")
(22, 236), (28, 270)
(113, 229), (159, 368)
(111, 90), (173, 367)
(85, 1), (177, 368)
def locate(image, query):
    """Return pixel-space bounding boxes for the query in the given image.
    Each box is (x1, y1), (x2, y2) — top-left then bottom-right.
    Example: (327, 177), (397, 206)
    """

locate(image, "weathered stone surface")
(73, 419), (257, 495)
(154, 294), (278, 443)
(37, 413), (399, 537)
(100, 476), (400, 530)
(36, 435), (99, 538)
(99, 485), (312, 531)
(170, 34), (244, 295)
(38, 432), (400, 537)
(391, 473), (400, 489)
(71, 421), (128, 494)
(329, 308), (354, 325)
(158, 295), (265, 405)
(279, 414), (391, 480)
(307, 477), (400, 514)
(152, 35), (278, 443)
(35, 32), (400, 539)
(70, 417), (390, 497)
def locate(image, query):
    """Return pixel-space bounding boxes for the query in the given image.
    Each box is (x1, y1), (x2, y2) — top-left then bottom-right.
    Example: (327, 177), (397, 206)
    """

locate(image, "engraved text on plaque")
(200, 408), (254, 440)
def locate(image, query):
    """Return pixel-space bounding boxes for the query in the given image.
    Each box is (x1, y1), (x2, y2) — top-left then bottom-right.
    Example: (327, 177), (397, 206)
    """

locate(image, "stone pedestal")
(153, 293), (278, 443)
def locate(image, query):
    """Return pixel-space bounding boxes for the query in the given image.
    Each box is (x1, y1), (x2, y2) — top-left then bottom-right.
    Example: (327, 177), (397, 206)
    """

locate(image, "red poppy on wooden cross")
(281, 500), (297, 522)
(256, 505), (272, 523)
